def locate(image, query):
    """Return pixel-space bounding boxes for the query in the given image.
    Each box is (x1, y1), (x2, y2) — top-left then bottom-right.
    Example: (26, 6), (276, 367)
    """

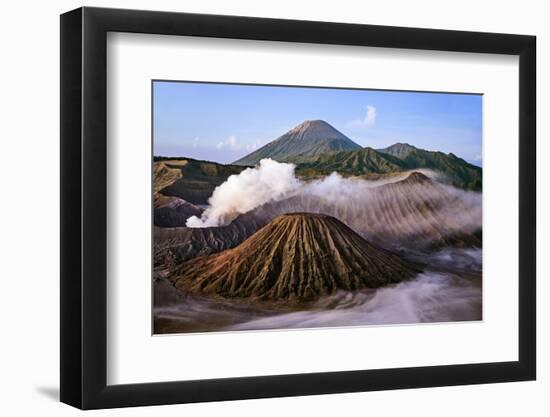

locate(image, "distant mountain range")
(154, 120), (481, 192)
(231, 120), (481, 190)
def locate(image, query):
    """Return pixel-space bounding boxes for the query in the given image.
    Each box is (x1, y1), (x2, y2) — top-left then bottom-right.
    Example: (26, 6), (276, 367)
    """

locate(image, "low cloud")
(217, 135), (240, 150)
(227, 135), (237, 147)
(347, 105), (377, 129)
(216, 136), (264, 152)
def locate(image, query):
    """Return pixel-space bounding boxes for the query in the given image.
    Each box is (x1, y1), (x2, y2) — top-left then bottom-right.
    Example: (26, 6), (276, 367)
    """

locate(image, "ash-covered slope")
(250, 172), (482, 250)
(233, 120), (361, 165)
(154, 172), (481, 272)
(170, 213), (422, 302)
(154, 212), (265, 268)
(153, 195), (203, 227)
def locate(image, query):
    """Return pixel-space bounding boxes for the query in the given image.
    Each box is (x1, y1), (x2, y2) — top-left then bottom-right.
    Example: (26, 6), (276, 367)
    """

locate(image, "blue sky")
(153, 81), (482, 166)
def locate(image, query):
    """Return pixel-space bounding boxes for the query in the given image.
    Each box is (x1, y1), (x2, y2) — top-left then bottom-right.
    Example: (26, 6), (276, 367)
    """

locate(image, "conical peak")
(275, 212), (332, 220)
(406, 171), (430, 182)
(171, 212), (422, 302)
(286, 120), (344, 139)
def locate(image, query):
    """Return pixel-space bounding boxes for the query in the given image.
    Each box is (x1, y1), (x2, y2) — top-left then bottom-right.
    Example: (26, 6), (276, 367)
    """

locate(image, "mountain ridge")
(297, 147), (409, 176)
(299, 142), (481, 190)
(384, 146), (481, 190)
(230, 119), (481, 190)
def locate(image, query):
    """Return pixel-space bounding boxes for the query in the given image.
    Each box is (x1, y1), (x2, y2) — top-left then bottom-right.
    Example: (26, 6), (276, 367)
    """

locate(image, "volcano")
(170, 213), (422, 302)
(232, 120), (361, 165)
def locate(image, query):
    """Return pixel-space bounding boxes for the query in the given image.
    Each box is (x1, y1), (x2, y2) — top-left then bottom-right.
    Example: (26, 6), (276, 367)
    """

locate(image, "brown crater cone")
(170, 213), (422, 302)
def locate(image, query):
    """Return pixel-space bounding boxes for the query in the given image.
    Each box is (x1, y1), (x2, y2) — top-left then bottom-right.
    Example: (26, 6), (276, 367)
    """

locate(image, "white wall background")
(0, 0), (546, 415)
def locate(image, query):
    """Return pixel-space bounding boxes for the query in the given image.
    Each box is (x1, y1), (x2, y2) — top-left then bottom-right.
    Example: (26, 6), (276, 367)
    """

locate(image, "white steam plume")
(186, 159), (301, 227)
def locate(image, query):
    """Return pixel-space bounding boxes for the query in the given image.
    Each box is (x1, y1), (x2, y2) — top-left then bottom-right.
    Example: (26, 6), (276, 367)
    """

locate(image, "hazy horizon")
(153, 81), (482, 166)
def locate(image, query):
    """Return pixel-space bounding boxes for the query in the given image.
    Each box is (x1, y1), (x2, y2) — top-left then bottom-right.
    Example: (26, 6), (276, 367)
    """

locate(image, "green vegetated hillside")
(296, 147), (409, 177)
(377, 143), (482, 190)
(297, 144), (481, 190)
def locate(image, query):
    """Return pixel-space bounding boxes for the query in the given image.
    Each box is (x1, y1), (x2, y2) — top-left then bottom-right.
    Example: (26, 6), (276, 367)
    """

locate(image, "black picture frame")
(60, 6), (536, 410)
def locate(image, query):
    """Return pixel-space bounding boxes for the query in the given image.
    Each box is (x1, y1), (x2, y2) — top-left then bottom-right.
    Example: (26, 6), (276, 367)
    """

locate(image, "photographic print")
(152, 81), (482, 334)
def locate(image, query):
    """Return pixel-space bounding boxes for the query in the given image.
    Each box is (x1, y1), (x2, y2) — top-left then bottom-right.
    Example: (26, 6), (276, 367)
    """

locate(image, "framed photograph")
(60, 6), (536, 409)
